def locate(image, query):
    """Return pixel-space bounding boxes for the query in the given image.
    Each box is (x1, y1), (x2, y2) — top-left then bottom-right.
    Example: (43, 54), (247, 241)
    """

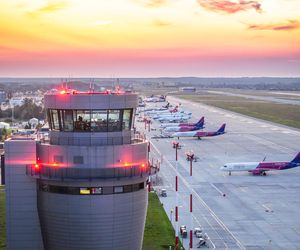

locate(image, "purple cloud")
(248, 20), (300, 31)
(197, 0), (262, 14)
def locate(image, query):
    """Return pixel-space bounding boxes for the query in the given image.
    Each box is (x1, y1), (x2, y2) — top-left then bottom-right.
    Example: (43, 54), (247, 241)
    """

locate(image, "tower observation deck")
(5, 88), (150, 250)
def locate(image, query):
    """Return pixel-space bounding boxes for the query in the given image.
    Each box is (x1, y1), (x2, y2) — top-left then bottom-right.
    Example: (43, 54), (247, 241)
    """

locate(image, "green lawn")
(0, 189), (178, 250)
(143, 192), (181, 250)
(174, 93), (300, 129)
(0, 186), (5, 250)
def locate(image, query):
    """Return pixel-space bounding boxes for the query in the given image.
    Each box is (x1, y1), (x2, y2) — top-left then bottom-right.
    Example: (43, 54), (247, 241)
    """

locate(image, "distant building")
(181, 87), (196, 92)
(0, 91), (6, 103)
(29, 118), (39, 128)
(9, 97), (24, 107)
(0, 122), (10, 129)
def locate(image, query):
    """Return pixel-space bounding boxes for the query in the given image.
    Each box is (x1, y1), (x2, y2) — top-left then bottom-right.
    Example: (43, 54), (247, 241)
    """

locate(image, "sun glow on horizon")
(0, 0), (300, 77)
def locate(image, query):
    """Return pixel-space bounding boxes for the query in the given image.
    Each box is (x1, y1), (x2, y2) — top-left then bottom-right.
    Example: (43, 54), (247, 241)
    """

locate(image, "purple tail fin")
(291, 152), (300, 163)
(195, 117), (204, 127)
(217, 123), (226, 133)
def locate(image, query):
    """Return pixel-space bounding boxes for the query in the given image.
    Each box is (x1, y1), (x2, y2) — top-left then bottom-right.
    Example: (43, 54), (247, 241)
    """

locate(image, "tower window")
(91, 110), (108, 132)
(47, 109), (133, 133)
(74, 110), (91, 132)
(62, 110), (74, 131)
(108, 110), (121, 132)
(114, 186), (123, 193)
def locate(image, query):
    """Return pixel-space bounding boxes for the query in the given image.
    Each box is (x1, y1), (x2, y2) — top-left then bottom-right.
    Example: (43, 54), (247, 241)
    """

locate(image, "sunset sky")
(0, 0), (300, 77)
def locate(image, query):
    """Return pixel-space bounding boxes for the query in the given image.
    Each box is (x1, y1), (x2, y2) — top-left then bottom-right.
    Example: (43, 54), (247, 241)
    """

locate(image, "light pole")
(185, 151), (194, 249)
(189, 194), (193, 249)
(172, 141), (180, 250)
(148, 119), (151, 132)
(172, 141), (180, 161)
(186, 151), (194, 177)
(11, 105), (14, 126)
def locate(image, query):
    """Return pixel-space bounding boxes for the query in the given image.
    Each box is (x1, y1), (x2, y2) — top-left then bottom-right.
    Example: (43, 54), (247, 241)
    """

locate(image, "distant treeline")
(146, 77), (300, 91)
(0, 98), (44, 121)
(0, 77), (299, 91)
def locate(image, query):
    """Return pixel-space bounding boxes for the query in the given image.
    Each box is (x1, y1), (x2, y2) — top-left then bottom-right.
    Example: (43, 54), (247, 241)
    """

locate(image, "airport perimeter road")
(137, 97), (300, 250)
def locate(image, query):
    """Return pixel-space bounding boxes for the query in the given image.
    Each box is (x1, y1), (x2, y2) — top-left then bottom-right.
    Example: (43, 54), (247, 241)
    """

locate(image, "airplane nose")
(220, 166), (226, 171)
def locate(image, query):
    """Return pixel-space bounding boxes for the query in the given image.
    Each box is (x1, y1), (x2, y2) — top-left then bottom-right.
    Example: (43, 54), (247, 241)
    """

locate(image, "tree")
(0, 127), (9, 141)
(13, 98), (45, 121)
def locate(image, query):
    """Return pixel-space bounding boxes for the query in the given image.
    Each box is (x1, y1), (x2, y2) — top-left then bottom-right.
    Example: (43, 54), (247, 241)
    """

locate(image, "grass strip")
(143, 192), (182, 250)
(174, 93), (300, 129)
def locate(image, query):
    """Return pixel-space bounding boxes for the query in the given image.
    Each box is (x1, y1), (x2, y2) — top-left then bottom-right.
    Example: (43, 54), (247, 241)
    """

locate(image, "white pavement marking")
(210, 183), (224, 196)
(151, 142), (246, 250)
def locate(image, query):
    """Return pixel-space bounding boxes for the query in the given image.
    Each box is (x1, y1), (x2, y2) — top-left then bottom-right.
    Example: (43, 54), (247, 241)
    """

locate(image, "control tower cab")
(5, 88), (150, 250)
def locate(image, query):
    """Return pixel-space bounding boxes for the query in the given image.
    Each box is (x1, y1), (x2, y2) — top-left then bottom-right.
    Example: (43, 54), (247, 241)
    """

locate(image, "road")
(138, 96), (300, 249)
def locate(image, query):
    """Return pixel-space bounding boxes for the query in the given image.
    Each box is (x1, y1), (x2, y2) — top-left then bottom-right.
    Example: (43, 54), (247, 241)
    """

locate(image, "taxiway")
(139, 96), (300, 249)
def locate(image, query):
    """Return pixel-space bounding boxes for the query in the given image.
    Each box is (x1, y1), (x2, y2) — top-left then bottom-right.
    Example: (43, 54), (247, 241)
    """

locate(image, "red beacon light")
(60, 90), (67, 95)
(141, 163), (145, 168)
(34, 163), (39, 169)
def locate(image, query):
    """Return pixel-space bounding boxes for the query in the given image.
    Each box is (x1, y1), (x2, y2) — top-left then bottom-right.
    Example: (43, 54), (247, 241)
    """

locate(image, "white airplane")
(160, 117), (204, 128)
(144, 107), (168, 112)
(151, 110), (189, 119)
(144, 102), (171, 112)
(146, 106), (179, 116)
(153, 111), (191, 119)
(157, 114), (192, 122)
(220, 152), (300, 176)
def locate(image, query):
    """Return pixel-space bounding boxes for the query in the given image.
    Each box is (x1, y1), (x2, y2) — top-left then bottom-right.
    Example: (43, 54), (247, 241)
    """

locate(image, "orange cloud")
(197, 0), (262, 14)
(247, 20), (300, 31)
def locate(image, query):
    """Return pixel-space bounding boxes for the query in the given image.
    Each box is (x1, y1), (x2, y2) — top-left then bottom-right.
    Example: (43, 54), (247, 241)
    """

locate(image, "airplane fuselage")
(172, 124), (226, 139)
(221, 161), (299, 175)
(164, 125), (203, 132)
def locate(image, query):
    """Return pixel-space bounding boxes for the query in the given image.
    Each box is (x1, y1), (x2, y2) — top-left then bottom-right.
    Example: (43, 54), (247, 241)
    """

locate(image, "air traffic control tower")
(5, 88), (150, 250)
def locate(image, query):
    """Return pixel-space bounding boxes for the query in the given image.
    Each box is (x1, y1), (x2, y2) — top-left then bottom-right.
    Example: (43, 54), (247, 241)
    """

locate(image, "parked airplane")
(155, 112), (192, 119)
(220, 152), (300, 176)
(161, 117), (204, 129)
(146, 106), (178, 116)
(144, 107), (168, 112)
(163, 102), (170, 109)
(172, 123), (226, 139)
(164, 118), (205, 132)
(157, 114), (192, 122)
(144, 95), (165, 102)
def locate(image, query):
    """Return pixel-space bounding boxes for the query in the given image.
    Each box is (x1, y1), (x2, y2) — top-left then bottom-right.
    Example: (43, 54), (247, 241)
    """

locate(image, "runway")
(206, 90), (300, 105)
(138, 96), (300, 249)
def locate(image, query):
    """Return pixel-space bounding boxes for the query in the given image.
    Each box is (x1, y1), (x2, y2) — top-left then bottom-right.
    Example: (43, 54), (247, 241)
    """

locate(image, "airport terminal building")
(5, 89), (150, 250)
